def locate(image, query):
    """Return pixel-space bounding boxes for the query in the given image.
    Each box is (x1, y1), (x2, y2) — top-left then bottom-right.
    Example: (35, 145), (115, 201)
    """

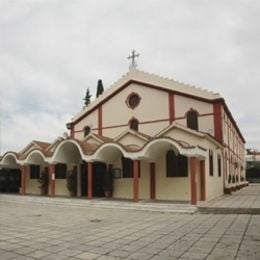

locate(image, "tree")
(83, 88), (91, 106)
(96, 79), (104, 98)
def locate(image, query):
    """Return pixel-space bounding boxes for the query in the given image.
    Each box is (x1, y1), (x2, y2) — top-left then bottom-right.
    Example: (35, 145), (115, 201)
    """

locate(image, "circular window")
(127, 93), (141, 109)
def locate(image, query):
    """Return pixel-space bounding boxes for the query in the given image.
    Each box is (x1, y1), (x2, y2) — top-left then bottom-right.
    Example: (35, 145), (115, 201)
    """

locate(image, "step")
(0, 194), (197, 214)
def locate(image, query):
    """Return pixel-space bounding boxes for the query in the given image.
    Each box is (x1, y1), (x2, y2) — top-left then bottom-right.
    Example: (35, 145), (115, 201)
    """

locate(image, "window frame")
(30, 165), (40, 179)
(84, 126), (91, 137)
(187, 109), (199, 131)
(209, 149), (214, 176)
(129, 118), (139, 131)
(166, 150), (188, 177)
(55, 163), (67, 179)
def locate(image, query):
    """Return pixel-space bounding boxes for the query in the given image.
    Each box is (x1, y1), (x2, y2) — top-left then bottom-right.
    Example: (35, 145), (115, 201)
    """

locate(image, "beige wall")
(204, 145), (224, 200)
(74, 109), (98, 140)
(26, 165), (44, 195)
(175, 95), (214, 134)
(55, 179), (70, 196)
(113, 178), (133, 199)
(26, 179), (40, 195)
(102, 83), (169, 137)
(175, 95), (213, 117)
(155, 154), (190, 201)
(112, 160), (150, 200)
(117, 133), (147, 147)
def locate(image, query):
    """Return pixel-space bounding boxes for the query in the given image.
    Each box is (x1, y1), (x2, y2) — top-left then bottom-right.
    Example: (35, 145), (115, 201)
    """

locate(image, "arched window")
(166, 150), (188, 177)
(129, 118), (139, 131)
(187, 110), (198, 130)
(84, 126), (91, 137)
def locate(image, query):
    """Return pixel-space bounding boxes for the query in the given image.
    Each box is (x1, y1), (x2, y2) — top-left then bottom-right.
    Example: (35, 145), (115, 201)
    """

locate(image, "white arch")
(91, 143), (127, 163)
(0, 152), (20, 168)
(139, 137), (207, 161)
(50, 139), (84, 164)
(24, 150), (46, 165)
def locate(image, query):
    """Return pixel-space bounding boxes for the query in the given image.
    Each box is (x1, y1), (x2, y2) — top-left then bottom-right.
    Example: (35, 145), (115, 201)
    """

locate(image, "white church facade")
(0, 69), (247, 205)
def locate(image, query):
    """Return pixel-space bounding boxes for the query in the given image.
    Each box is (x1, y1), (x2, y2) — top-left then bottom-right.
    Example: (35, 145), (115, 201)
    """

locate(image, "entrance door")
(80, 162), (87, 196)
(93, 162), (106, 197)
(0, 169), (21, 193)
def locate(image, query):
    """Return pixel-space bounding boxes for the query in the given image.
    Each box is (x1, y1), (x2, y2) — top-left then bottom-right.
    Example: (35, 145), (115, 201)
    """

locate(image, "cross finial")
(127, 50), (140, 70)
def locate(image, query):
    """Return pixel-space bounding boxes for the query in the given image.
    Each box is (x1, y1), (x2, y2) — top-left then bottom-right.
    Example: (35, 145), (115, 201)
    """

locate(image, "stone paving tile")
(150, 254), (178, 260)
(181, 251), (208, 259)
(12, 246), (36, 255)
(108, 249), (132, 258)
(40, 254), (70, 260)
(1, 192), (260, 260)
(11, 256), (35, 260)
(96, 256), (123, 260)
(27, 249), (52, 258)
(75, 252), (101, 259)
(128, 251), (155, 260)
(0, 251), (25, 260)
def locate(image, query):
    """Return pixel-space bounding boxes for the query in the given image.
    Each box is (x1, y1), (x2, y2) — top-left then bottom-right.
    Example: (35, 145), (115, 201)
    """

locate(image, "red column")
(168, 93), (175, 124)
(133, 160), (139, 202)
(213, 102), (223, 143)
(98, 106), (103, 135)
(87, 162), (93, 199)
(48, 164), (55, 197)
(200, 160), (206, 201)
(150, 162), (156, 200)
(20, 165), (26, 195)
(190, 157), (197, 205)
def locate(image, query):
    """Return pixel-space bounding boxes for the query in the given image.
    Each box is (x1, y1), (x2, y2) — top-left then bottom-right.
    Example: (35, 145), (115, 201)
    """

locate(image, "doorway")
(0, 168), (21, 193)
(80, 161), (106, 197)
(93, 162), (106, 197)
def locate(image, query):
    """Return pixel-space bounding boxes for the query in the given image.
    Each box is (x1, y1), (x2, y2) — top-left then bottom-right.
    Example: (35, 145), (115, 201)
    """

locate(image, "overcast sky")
(0, 0), (260, 154)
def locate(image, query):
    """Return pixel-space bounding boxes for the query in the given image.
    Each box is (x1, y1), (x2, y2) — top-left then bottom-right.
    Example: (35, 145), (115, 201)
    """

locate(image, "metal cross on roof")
(127, 50), (140, 70)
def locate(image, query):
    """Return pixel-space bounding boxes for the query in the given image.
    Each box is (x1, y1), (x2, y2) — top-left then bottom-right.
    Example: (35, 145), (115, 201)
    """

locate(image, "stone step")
(198, 206), (260, 215)
(0, 194), (198, 214)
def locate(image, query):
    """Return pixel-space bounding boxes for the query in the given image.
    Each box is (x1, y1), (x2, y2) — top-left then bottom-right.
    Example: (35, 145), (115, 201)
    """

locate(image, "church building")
(0, 67), (247, 205)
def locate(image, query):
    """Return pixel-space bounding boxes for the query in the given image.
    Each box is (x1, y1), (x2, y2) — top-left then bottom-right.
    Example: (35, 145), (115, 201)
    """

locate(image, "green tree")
(83, 88), (91, 106)
(96, 79), (104, 98)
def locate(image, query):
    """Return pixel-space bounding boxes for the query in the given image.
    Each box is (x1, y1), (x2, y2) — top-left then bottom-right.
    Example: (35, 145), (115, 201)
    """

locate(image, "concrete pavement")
(0, 184), (260, 259)
(198, 183), (260, 214)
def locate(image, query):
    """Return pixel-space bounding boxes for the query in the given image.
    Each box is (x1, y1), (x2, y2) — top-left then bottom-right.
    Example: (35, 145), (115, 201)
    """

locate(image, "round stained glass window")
(127, 93), (141, 109)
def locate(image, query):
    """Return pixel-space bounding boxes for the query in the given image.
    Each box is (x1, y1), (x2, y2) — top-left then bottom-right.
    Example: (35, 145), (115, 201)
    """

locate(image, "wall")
(55, 179), (70, 196)
(74, 109), (98, 140)
(205, 144), (224, 200)
(155, 154), (190, 201)
(111, 159), (150, 200)
(26, 165), (43, 195)
(175, 95), (214, 134)
(102, 83), (169, 138)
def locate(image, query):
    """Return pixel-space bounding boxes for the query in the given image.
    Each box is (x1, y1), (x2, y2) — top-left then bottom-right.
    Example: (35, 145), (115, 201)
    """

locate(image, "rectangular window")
(122, 158), (140, 178)
(55, 163), (67, 179)
(209, 150), (214, 176)
(218, 156), (221, 177)
(30, 165), (40, 179)
(166, 151), (188, 177)
(122, 157), (133, 178)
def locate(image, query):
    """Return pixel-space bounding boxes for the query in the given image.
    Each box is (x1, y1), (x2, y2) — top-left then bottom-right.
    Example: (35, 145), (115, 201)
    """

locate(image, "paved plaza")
(0, 185), (260, 259)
